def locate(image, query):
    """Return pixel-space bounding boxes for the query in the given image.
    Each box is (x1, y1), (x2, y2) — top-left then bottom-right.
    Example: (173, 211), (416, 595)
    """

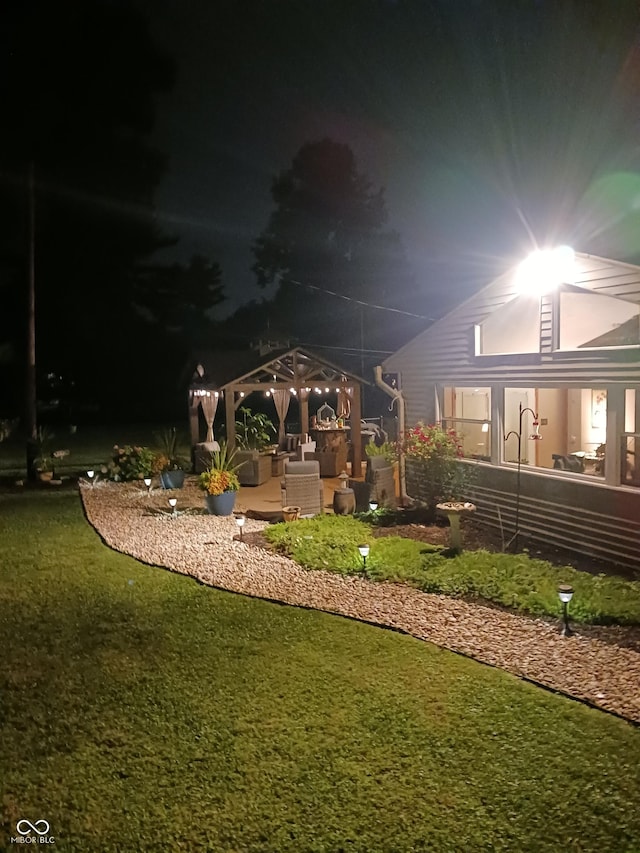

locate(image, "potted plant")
(234, 406), (276, 451)
(33, 425), (54, 481)
(154, 427), (187, 489)
(198, 442), (244, 515)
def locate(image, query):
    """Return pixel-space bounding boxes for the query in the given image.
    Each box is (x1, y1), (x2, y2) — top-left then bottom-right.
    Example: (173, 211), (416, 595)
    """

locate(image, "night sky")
(136, 0), (640, 317)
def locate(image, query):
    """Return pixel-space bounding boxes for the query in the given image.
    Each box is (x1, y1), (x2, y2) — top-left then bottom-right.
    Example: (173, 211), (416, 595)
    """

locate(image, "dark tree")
(252, 138), (421, 356)
(135, 254), (226, 345)
(0, 0), (175, 420)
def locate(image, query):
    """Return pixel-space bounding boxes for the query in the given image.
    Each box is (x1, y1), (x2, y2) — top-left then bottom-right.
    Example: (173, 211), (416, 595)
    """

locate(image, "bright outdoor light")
(517, 245), (575, 295)
(235, 513), (246, 541)
(358, 543), (370, 572)
(481, 422), (489, 433)
(168, 497), (177, 515)
(558, 583), (574, 637)
(87, 470), (94, 479)
(369, 501), (378, 511)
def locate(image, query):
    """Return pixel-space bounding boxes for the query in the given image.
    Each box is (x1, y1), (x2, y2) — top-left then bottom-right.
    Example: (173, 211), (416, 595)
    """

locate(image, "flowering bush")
(403, 423), (463, 462)
(198, 469), (240, 495)
(103, 445), (156, 481)
(402, 422), (469, 508)
(197, 442), (244, 495)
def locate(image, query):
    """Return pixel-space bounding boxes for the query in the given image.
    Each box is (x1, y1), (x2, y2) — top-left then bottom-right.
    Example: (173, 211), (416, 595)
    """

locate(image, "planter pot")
(38, 471), (53, 482)
(160, 469), (186, 490)
(282, 505), (300, 522)
(205, 491), (237, 516)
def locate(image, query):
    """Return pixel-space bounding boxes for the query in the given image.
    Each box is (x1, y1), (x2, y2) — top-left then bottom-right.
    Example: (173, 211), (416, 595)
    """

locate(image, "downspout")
(373, 366), (409, 504)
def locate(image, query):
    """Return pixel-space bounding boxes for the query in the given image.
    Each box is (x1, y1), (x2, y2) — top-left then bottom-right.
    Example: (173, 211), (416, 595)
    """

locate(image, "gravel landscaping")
(80, 478), (640, 724)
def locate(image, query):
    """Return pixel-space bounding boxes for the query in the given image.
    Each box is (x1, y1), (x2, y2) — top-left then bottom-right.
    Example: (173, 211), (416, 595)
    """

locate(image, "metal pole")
(25, 161), (38, 480)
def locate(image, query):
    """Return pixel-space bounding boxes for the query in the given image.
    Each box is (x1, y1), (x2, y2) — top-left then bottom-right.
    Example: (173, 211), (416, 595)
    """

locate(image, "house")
(383, 250), (640, 570)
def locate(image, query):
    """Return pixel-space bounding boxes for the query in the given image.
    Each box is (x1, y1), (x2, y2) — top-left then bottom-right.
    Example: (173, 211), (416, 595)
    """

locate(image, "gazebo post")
(351, 383), (363, 478)
(299, 388), (310, 437)
(188, 390), (200, 446)
(225, 387), (236, 450)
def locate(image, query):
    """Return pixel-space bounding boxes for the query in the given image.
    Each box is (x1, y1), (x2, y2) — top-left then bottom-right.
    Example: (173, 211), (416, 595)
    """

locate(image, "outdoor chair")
(235, 449), (272, 486)
(281, 460), (325, 516)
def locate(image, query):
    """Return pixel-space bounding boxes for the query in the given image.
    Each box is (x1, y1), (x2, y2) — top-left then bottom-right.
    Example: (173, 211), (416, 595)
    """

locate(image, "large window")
(558, 290), (640, 350)
(442, 387), (491, 460)
(503, 387), (606, 477)
(476, 296), (540, 355)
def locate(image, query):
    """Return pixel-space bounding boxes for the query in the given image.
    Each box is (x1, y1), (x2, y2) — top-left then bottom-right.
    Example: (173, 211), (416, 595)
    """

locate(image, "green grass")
(1, 493), (640, 852)
(265, 516), (640, 625)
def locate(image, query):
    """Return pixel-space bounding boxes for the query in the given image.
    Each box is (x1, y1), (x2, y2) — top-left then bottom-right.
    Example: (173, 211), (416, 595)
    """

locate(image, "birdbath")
(436, 501), (476, 552)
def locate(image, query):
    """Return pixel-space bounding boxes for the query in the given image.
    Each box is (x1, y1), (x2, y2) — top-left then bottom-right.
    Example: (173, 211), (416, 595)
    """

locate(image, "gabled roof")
(383, 252), (640, 369)
(188, 346), (370, 390)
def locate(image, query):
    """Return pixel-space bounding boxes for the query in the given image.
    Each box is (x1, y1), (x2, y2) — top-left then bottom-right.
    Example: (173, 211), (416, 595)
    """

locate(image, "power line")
(287, 278), (436, 321)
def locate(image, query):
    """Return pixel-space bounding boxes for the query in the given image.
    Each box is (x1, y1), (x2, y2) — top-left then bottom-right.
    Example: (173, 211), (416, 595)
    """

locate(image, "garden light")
(369, 500), (378, 512)
(558, 584), (574, 637)
(358, 543), (370, 572)
(144, 476), (152, 495)
(168, 497), (177, 516)
(86, 470), (95, 486)
(235, 513), (246, 541)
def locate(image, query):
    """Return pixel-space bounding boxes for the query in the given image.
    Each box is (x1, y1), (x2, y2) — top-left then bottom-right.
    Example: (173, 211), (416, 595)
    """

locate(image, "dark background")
(2, 0), (640, 423)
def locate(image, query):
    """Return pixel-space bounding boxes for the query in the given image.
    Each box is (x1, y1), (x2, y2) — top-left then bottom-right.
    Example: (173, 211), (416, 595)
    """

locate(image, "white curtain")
(200, 393), (218, 443)
(272, 389), (291, 444)
(337, 385), (351, 419)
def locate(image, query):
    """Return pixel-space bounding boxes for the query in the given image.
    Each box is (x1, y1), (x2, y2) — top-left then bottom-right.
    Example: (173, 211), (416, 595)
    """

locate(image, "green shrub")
(418, 550), (640, 625)
(102, 444), (156, 481)
(265, 514), (640, 625)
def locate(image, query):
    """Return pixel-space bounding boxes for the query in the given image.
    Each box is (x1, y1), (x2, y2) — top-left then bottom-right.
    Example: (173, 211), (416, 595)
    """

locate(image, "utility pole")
(26, 160), (37, 479)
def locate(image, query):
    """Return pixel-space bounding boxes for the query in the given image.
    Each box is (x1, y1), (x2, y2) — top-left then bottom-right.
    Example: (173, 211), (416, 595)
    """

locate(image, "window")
(558, 290), (640, 350)
(476, 296), (540, 355)
(442, 387), (491, 460)
(622, 388), (640, 487)
(503, 387), (606, 477)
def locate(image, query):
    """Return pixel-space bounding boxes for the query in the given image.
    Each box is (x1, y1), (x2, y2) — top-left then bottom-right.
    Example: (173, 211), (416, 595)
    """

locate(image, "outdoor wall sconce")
(481, 422), (489, 433)
(358, 543), (370, 572)
(235, 513), (246, 541)
(558, 584), (574, 637)
(168, 497), (177, 516)
(86, 470), (95, 486)
(369, 501), (379, 512)
(144, 477), (152, 495)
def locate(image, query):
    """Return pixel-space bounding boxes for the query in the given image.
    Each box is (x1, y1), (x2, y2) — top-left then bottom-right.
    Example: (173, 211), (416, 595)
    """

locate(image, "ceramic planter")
(204, 491), (237, 516)
(160, 469), (185, 490)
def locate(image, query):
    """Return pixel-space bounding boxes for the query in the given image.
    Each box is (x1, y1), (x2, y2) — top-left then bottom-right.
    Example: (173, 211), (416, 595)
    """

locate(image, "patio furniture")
(281, 460), (325, 516)
(235, 450), (272, 486)
(194, 441), (220, 473)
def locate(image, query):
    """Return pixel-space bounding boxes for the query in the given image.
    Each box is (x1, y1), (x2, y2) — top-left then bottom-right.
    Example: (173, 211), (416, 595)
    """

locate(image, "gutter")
(373, 366), (409, 504)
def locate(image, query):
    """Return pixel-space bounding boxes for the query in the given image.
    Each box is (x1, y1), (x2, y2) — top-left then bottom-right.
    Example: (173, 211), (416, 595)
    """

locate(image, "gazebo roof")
(189, 346), (370, 391)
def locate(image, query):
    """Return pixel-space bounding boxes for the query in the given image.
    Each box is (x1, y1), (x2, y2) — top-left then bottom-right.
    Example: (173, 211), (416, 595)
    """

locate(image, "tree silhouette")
(252, 138), (420, 358)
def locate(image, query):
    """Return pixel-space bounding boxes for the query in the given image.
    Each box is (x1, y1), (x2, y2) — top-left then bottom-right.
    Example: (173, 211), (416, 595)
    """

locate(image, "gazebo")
(187, 346), (368, 477)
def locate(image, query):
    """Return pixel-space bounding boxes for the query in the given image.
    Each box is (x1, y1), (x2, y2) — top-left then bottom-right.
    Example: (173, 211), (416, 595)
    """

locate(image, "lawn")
(1, 491), (640, 852)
